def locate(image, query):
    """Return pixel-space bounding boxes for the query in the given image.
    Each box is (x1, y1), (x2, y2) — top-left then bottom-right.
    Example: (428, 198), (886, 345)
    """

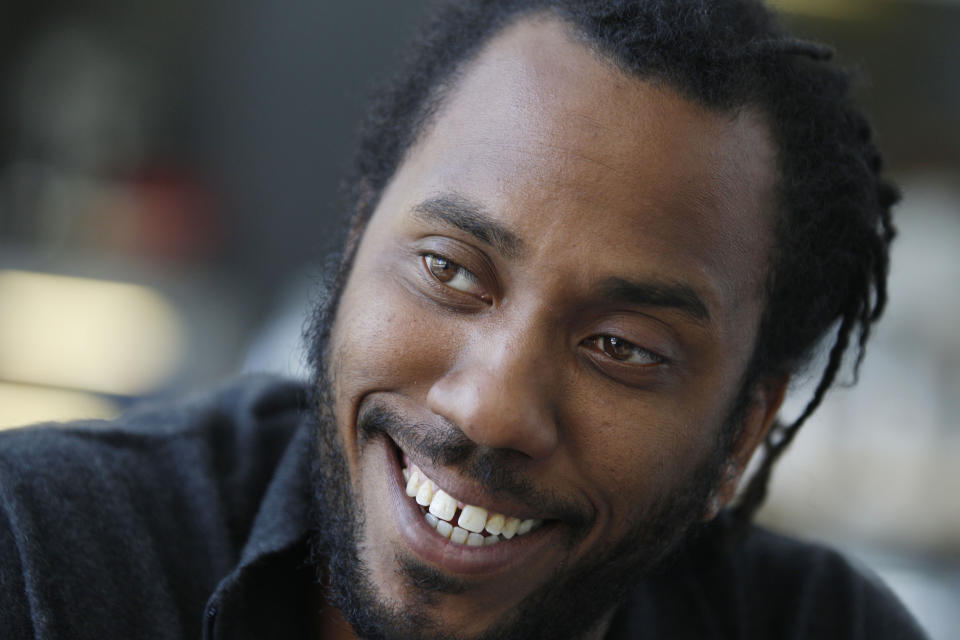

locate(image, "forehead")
(372, 16), (776, 321)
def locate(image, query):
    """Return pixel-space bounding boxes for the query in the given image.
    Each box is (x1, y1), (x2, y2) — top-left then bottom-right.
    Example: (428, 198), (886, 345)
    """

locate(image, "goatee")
(307, 372), (727, 640)
(304, 264), (736, 639)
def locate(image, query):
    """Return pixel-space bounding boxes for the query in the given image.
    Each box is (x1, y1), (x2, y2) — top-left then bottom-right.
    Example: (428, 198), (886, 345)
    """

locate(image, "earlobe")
(703, 376), (788, 521)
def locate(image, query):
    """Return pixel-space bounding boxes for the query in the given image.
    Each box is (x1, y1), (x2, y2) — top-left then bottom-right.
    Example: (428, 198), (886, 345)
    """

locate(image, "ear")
(703, 376), (788, 521)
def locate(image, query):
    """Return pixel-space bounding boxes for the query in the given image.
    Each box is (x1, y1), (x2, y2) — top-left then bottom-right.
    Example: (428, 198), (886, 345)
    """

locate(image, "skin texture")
(322, 16), (786, 640)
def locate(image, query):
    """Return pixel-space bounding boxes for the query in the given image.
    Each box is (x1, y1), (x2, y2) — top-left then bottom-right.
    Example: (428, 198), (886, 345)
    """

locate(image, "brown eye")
(591, 336), (662, 366)
(422, 254), (489, 300)
(426, 255), (456, 282)
(601, 336), (634, 360)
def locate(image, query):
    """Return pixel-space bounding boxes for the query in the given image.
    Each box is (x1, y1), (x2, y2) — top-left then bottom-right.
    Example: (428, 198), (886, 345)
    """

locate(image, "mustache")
(357, 403), (590, 530)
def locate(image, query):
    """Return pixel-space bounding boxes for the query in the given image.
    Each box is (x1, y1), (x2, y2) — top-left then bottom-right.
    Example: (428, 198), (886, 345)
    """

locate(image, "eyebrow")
(598, 277), (712, 324)
(412, 195), (526, 259)
(412, 195), (711, 323)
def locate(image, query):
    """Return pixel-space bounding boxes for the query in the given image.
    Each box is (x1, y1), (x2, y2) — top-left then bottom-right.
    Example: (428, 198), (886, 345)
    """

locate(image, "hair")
(318, 0), (898, 535)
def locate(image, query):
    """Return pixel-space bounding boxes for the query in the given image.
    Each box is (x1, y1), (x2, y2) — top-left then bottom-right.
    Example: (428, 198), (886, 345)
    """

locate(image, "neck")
(311, 578), (357, 640)
(312, 600), (617, 640)
(316, 604), (358, 640)
(582, 607), (617, 640)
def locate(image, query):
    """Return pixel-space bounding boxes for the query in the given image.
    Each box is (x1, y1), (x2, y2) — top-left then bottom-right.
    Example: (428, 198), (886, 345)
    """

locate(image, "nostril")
(426, 370), (558, 460)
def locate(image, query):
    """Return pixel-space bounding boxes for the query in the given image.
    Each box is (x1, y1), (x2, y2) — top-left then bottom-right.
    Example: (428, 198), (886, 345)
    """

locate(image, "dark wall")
(192, 0), (431, 295)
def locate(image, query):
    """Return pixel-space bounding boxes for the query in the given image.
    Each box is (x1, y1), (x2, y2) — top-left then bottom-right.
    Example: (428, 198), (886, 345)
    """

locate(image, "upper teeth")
(403, 464), (541, 545)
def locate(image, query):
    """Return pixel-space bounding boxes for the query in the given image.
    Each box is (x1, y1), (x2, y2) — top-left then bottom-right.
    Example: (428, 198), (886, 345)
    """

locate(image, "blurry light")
(0, 382), (117, 430)
(0, 270), (185, 395)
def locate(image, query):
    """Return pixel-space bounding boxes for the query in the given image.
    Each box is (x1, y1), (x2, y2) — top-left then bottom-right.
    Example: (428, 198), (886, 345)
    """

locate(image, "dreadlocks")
(326, 0), (897, 534)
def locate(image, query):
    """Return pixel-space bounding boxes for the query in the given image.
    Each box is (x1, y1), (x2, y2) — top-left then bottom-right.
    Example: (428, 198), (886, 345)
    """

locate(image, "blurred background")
(0, 0), (957, 636)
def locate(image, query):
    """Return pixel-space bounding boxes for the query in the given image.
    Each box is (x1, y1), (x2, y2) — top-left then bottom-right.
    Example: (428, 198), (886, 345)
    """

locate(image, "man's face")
(318, 17), (778, 640)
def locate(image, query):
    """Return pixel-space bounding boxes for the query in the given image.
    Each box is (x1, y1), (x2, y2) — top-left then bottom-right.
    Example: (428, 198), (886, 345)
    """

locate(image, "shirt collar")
(203, 411), (316, 639)
(238, 415), (314, 567)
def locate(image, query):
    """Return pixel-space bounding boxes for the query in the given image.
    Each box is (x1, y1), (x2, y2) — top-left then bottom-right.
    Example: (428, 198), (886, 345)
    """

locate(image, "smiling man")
(0, 1), (927, 639)
(311, 15), (782, 638)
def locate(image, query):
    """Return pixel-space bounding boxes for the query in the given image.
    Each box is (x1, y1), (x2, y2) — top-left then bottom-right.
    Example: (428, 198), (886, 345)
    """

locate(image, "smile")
(404, 463), (543, 546)
(378, 432), (565, 576)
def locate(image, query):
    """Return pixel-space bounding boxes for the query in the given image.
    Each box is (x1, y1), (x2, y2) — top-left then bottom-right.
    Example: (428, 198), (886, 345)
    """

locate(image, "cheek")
(329, 261), (453, 419)
(561, 387), (726, 525)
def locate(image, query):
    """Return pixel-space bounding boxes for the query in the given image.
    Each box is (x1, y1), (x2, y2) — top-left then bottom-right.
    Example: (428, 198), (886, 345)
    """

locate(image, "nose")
(425, 327), (560, 460)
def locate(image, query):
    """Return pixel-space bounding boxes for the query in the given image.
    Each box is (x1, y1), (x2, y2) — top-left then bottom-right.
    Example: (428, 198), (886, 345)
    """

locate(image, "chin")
(307, 372), (720, 640)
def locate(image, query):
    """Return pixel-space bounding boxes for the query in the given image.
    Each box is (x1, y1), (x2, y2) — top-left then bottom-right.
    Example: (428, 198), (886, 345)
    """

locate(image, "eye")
(422, 254), (488, 300)
(586, 335), (663, 366)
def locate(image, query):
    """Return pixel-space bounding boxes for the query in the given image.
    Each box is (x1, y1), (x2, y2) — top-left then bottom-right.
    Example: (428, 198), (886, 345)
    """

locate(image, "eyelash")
(419, 252), (666, 371)
(583, 335), (665, 367)
(421, 253), (490, 302)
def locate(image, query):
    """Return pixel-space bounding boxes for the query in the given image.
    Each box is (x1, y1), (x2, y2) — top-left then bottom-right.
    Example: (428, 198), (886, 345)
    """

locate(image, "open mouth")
(404, 462), (544, 547)
(376, 431), (570, 577)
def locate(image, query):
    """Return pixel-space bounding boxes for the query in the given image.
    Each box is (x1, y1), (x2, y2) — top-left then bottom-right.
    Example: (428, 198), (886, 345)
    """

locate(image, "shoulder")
(0, 373), (307, 483)
(731, 526), (926, 639)
(0, 374), (309, 638)
(614, 518), (928, 640)
(0, 375), (308, 528)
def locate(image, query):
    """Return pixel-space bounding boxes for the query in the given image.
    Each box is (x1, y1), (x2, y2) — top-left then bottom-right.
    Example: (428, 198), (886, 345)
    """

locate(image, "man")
(0, 1), (924, 639)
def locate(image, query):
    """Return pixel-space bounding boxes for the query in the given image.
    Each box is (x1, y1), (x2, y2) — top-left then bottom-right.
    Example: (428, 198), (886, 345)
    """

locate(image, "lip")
(399, 450), (550, 522)
(379, 435), (563, 576)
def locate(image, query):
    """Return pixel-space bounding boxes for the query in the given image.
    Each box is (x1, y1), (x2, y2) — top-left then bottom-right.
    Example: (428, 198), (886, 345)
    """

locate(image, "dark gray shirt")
(0, 376), (926, 639)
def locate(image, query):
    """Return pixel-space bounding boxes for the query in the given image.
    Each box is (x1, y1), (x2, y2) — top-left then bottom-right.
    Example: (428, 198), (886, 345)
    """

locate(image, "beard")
(304, 263), (742, 640)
